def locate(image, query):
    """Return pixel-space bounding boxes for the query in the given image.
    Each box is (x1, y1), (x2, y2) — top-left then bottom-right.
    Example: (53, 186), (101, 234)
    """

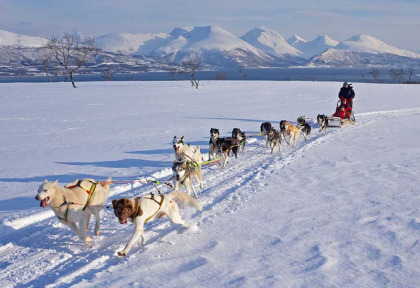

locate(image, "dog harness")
(180, 161), (198, 184)
(56, 197), (77, 221)
(132, 193), (165, 223)
(55, 180), (99, 221)
(66, 180), (98, 211)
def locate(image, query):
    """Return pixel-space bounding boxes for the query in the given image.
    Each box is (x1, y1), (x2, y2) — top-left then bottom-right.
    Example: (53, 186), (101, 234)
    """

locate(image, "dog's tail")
(100, 177), (112, 190)
(168, 191), (203, 211)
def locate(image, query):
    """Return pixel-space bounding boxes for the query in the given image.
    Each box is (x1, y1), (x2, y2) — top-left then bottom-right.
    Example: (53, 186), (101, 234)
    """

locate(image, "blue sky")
(1, 0), (419, 51)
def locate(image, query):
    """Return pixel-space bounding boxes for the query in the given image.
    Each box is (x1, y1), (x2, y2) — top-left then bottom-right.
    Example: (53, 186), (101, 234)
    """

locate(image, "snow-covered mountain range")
(95, 32), (169, 54)
(289, 34), (340, 59)
(0, 29), (47, 48)
(335, 34), (420, 59)
(0, 26), (419, 76)
(133, 26), (284, 67)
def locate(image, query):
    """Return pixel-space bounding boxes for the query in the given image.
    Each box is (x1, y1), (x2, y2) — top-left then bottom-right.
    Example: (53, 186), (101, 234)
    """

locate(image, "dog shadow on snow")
(184, 116), (320, 129)
(0, 196), (41, 212)
(184, 116), (277, 124)
(0, 173), (125, 213)
(0, 173), (106, 184)
(57, 158), (172, 169)
(126, 140), (209, 155)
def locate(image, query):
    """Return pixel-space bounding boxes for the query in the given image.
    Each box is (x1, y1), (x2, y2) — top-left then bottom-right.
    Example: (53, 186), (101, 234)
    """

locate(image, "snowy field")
(0, 81), (419, 288)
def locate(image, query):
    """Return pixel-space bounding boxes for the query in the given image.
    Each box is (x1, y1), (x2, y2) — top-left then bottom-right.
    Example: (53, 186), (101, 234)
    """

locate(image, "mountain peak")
(0, 30), (47, 47)
(241, 27), (302, 58)
(96, 32), (169, 54)
(336, 34), (420, 58)
(169, 26), (194, 37)
(313, 34), (339, 46)
(287, 34), (307, 46)
(291, 34), (339, 59)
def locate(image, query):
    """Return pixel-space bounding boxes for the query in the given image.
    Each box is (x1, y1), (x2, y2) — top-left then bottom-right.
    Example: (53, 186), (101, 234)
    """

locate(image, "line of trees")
(365, 67), (416, 84)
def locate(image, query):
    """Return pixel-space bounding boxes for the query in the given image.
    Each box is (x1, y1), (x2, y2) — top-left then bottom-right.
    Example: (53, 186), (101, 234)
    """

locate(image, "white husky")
(172, 136), (203, 164)
(35, 178), (111, 247)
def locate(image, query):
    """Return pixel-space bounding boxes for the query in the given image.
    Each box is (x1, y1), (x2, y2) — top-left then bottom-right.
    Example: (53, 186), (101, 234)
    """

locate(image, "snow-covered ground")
(0, 81), (419, 288)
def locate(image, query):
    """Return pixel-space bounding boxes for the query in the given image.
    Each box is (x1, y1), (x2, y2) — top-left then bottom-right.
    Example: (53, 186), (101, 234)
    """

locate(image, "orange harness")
(67, 180), (98, 211)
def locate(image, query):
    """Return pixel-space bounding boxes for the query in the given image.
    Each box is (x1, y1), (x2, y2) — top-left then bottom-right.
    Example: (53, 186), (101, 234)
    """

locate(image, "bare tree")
(215, 71), (227, 80)
(389, 68), (405, 84)
(43, 33), (99, 88)
(103, 68), (113, 81)
(368, 67), (380, 82)
(182, 55), (201, 89)
(177, 68), (185, 80)
(169, 68), (177, 80)
(41, 54), (52, 82)
(407, 67), (414, 83)
(237, 66), (248, 80)
(52, 66), (68, 82)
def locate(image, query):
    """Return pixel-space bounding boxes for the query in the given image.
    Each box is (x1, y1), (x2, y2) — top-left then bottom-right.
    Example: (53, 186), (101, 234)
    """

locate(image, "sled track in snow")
(1, 107), (419, 287)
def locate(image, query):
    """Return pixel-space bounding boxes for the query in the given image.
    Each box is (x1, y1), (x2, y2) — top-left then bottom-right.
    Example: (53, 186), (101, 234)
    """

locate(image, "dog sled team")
(35, 82), (355, 256)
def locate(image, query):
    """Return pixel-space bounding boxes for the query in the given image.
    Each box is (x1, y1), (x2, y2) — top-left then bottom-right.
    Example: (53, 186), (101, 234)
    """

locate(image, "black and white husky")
(297, 116), (312, 140)
(317, 114), (328, 134)
(216, 137), (238, 168)
(172, 160), (204, 199)
(232, 128), (246, 153)
(301, 123), (312, 140)
(260, 122), (272, 147)
(172, 136), (203, 164)
(209, 128), (220, 161)
(267, 128), (281, 154)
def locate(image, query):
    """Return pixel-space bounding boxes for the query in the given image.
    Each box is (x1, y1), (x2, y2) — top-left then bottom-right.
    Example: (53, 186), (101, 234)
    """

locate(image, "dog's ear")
(123, 198), (133, 210)
(44, 179), (48, 183)
(112, 199), (119, 209)
(53, 180), (58, 187)
(181, 136), (184, 140)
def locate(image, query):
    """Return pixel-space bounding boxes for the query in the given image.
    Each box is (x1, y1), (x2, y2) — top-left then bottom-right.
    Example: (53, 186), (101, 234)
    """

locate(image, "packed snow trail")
(1, 106), (419, 287)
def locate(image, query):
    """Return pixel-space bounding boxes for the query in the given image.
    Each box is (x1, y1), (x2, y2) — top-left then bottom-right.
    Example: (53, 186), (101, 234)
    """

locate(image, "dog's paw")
(117, 251), (127, 257)
(84, 236), (93, 248)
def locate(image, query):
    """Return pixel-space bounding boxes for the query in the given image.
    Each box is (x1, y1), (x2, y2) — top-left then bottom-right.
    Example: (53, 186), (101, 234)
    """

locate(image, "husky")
(317, 114), (329, 134)
(172, 160), (204, 198)
(232, 128), (246, 153)
(35, 178), (111, 247)
(297, 116), (312, 140)
(279, 120), (287, 133)
(260, 122), (272, 147)
(209, 128), (220, 161)
(173, 136), (203, 164)
(267, 128), (281, 154)
(112, 192), (202, 256)
(216, 137), (239, 168)
(281, 121), (302, 147)
(301, 123), (312, 140)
